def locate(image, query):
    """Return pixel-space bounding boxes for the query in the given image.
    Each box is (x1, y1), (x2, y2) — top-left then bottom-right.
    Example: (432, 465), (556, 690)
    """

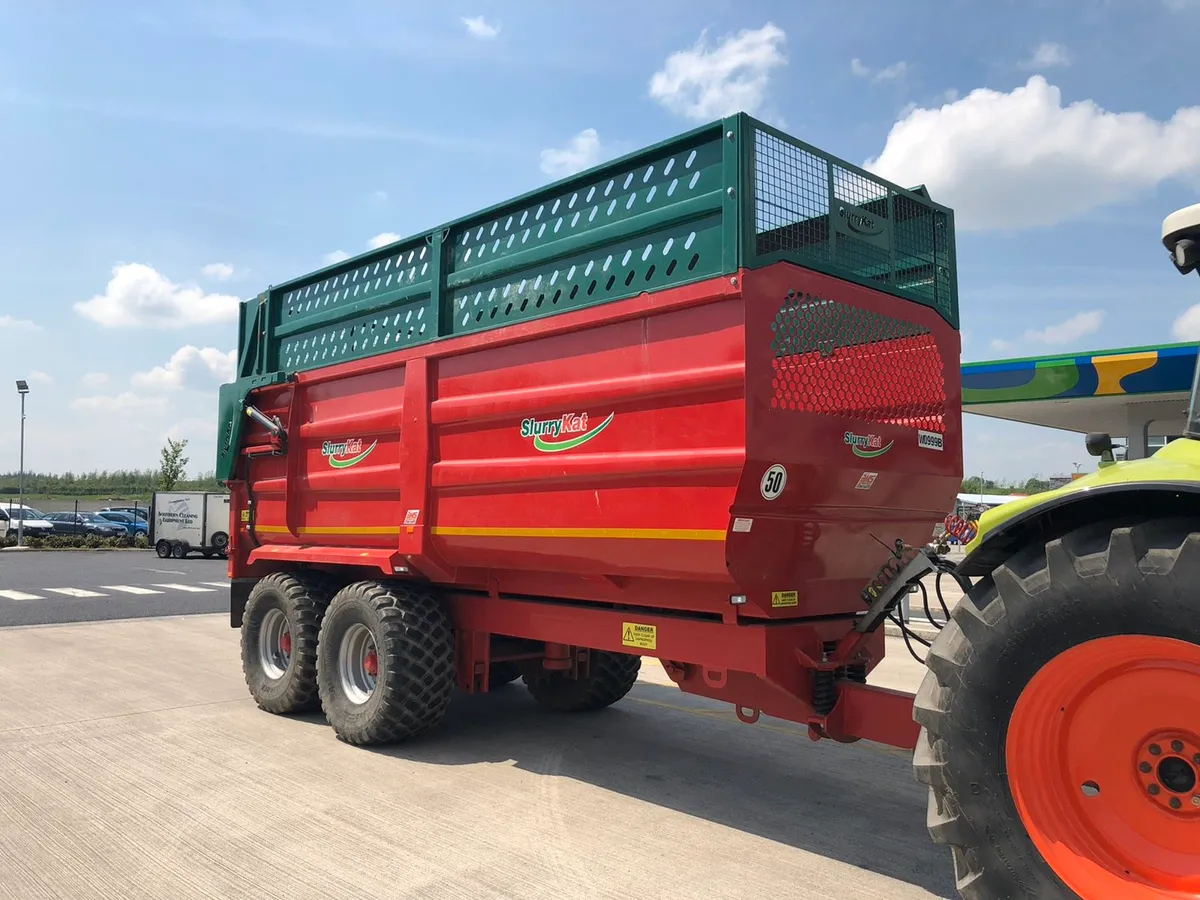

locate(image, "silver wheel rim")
(338, 623), (378, 705)
(258, 608), (291, 679)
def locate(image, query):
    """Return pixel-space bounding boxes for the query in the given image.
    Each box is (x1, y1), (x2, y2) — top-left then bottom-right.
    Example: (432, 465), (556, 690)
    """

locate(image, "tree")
(157, 438), (190, 491)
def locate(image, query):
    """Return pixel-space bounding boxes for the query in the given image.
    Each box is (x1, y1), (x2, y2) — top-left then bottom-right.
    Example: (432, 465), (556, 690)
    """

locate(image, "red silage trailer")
(218, 115), (1008, 894)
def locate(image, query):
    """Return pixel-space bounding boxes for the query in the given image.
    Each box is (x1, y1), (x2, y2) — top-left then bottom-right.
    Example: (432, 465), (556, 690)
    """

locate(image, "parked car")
(0, 504), (55, 539)
(100, 505), (149, 522)
(43, 511), (128, 538)
(96, 510), (149, 536)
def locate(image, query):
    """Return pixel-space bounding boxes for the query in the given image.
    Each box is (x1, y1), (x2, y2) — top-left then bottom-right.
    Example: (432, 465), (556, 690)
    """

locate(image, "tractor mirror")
(1085, 432), (1113, 458)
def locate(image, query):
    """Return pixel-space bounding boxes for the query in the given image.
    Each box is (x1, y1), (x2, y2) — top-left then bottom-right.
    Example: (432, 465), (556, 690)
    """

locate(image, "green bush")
(0, 532), (140, 550)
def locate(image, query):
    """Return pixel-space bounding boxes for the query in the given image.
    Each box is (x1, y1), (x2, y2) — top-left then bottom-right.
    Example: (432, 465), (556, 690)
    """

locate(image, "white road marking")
(152, 583), (215, 593)
(0, 589), (43, 601)
(200, 582), (230, 588)
(99, 585), (164, 595)
(45, 588), (107, 598)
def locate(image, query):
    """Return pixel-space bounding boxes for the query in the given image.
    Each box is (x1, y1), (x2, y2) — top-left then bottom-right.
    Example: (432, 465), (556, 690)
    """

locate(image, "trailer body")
(221, 113), (961, 747)
(150, 491), (231, 558)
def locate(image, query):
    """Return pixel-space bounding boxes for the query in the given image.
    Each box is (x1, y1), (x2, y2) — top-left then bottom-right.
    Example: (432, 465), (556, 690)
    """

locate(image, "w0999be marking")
(918, 430), (944, 452)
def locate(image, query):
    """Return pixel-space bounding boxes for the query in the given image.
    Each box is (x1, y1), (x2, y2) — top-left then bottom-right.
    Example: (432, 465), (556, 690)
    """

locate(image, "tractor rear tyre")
(240, 571), (337, 715)
(316, 581), (456, 746)
(524, 650), (641, 712)
(914, 518), (1200, 900)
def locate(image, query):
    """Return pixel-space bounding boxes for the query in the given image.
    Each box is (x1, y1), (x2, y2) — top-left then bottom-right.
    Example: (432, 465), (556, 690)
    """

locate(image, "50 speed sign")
(760, 464), (787, 500)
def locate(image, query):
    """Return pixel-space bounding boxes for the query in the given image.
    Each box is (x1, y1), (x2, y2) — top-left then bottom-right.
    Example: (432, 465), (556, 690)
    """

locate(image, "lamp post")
(15, 380), (28, 546)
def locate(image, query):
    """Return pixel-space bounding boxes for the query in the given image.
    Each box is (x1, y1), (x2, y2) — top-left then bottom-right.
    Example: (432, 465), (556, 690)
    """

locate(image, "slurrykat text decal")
(322, 438), (378, 469)
(844, 431), (894, 459)
(520, 412), (615, 453)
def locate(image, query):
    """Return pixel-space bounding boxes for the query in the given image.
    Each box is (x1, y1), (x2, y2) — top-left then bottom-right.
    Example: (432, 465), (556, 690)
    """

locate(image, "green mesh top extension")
(216, 113), (957, 480)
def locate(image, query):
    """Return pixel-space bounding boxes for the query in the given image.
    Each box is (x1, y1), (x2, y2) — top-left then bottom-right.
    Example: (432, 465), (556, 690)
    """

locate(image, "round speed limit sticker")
(760, 464), (787, 500)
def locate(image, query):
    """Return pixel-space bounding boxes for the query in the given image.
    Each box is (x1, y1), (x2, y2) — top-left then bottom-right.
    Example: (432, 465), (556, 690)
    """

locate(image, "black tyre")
(489, 661), (521, 688)
(316, 580), (456, 746)
(241, 571), (337, 714)
(155, 540), (171, 558)
(524, 650), (641, 712)
(211, 532), (229, 555)
(170, 542), (187, 559)
(915, 518), (1200, 900)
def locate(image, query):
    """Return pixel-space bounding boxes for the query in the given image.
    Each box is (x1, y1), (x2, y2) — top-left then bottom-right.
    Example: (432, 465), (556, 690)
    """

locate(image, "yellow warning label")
(621, 622), (657, 650)
(771, 590), (799, 608)
(240, 509), (250, 523)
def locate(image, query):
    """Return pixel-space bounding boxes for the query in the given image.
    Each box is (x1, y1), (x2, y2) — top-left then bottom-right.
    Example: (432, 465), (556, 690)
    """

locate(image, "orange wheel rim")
(1007, 635), (1200, 899)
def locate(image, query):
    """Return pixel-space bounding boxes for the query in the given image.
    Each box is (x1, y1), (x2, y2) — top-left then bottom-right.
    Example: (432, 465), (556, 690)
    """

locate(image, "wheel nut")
(1192, 796), (1200, 807)
(1172, 740), (1185, 753)
(1140, 761), (1153, 773)
(1149, 784), (1161, 795)
(1149, 743), (1162, 756)
(1194, 753), (1200, 766)
(1170, 797), (1182, 810)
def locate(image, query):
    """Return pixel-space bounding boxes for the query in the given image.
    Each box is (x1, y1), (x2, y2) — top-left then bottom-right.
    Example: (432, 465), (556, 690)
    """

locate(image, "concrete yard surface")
(0, 615), (950, 900)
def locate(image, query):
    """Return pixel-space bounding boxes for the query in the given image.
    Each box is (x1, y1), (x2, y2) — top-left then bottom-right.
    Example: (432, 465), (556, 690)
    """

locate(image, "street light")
(15, 380), (28, 547)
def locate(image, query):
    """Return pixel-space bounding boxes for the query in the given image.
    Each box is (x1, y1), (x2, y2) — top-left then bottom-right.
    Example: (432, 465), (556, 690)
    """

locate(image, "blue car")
(96, 510), (149, 536)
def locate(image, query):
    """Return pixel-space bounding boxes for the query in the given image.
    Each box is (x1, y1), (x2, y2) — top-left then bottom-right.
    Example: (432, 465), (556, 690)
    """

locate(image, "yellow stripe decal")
(255, 525), (401, 535)
(252, 525), (725, 541)
(430, 525), (726, 541)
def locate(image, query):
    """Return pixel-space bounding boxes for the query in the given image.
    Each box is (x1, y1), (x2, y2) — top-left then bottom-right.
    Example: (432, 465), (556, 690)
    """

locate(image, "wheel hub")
(258, 608), (292, 680)
(1006, 634), (1200, 899)
(338, 623), (378, 705)
(1137, 733), (1200, 814)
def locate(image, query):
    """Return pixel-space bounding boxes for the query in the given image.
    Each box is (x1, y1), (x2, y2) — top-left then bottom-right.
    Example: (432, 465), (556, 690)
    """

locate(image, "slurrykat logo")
(321, 437), (378, 469)
(520, 412), (615, 453)
(845, 431), (894, 459)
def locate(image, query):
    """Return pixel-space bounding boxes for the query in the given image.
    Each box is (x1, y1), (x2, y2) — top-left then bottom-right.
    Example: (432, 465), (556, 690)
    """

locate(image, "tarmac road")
(0, 550), (229, 627)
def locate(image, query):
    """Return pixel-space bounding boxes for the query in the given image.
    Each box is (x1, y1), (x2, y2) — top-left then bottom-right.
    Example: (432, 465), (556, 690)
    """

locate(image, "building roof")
(961, 341), (1197, 436)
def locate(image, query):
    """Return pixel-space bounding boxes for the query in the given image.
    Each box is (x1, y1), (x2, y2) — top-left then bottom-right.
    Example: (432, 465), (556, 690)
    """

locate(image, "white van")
(149, 492), (231, 559)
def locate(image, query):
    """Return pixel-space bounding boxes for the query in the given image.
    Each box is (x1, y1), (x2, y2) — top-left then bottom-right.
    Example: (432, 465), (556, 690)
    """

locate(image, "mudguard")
(958, 438), (1200, 577)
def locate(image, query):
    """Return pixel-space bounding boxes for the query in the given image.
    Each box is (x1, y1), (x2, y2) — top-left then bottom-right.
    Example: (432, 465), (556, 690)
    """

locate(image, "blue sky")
(2, 0), (1198, 481)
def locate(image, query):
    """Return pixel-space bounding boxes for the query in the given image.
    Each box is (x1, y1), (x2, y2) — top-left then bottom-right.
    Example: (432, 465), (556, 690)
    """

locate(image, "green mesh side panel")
(444, 138), (727, 335)
(278, 295), (435, 371)
(749, 125), (957, 328)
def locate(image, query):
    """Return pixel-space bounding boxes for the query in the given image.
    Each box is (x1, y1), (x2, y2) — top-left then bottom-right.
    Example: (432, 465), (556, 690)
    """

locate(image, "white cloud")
(70, 392), (169, 414)
(852, 58), (909, 83)
(540, 128), (605, 178)
(1172, 304), (1200, 339)
(131, 346), (236, 391)
(323, 250), (350, 265)
(74, 263), (241, 329)
(368, 232), (401, 250)
(201, 262), (235, 281)
(1019, 42), (1071, 70)
(649, 23), (787, 121)
(991, 310), (1106, 353)
(28, 370), (53, 384)
(81, 372), (109, 389)
(0, 314), (39, 330)
(461, 15), (499, 40)
(865, 76), (1200, 231)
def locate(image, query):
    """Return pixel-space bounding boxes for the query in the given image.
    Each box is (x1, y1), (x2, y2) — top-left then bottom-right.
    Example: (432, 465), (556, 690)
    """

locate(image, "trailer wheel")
(211, 532), (229, 556)
(170, 542), (187, 559)
(240, 571), (336, 715)
(523, 650), (641, 712)
(914, 518), (1200, 900)
(316, 581), (455, 746)
(155, 540), (171, 558)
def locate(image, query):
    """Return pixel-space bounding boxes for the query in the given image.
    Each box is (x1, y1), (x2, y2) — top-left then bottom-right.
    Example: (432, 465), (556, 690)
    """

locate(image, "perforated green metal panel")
(445, 138), (728, 335)
(278, 296), (436, 371)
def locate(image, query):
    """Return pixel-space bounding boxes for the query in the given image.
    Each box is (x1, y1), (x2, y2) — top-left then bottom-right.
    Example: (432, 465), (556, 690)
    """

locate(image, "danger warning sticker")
(771, 590), (799, 608)
(621, 622), (657, 650)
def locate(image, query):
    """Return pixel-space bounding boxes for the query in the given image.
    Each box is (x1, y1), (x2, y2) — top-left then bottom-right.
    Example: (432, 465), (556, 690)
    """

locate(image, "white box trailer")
(150, 491), (231, 559)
